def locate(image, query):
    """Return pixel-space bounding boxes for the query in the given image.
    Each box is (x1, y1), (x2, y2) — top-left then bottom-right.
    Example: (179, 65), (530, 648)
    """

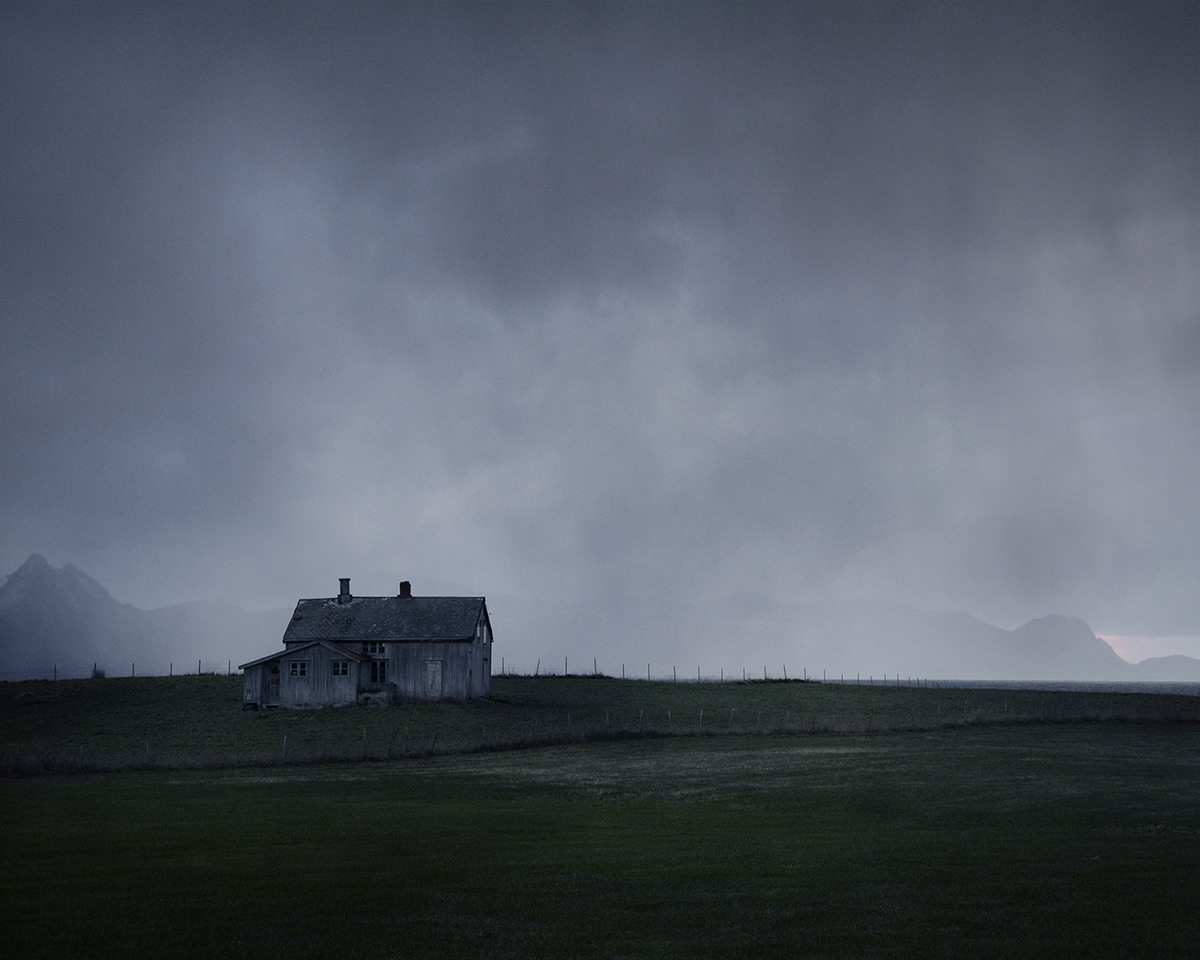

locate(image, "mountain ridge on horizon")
(2, 554), (1199, 682)
(0, 554), (288, 679)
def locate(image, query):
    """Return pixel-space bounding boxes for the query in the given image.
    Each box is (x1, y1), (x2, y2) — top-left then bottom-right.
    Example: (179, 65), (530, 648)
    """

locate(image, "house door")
(266, 665), (280, 705)
(423, 660), (443, 699)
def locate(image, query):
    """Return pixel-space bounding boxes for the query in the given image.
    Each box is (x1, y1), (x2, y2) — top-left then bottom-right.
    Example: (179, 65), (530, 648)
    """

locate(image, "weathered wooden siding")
(387, 641), (473, 700)
(242, 665), (264, 706)
(477, 616), (492, 698)
(383, 631), (488, 699)
(276, 646), (357, 708)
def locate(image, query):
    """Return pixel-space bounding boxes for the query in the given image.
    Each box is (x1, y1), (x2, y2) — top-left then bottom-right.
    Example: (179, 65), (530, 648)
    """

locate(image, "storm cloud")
(2, 1), (1197, 671)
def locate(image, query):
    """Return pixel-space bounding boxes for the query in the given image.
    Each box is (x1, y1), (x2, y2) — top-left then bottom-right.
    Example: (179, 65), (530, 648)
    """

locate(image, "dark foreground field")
(2, 678), (1198, 958)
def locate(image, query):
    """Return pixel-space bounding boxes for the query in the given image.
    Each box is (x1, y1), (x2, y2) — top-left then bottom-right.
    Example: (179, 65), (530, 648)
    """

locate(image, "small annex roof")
(281, 595), (487, 645)
(238, 638), (369, 671)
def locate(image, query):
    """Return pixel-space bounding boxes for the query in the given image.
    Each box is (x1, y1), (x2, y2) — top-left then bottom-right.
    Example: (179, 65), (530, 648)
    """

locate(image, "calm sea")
(929, 679), (1200, 697)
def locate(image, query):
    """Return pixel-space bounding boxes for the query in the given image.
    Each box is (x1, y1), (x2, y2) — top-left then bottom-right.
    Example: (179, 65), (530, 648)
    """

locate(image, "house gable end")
(239, 639), (368, 671)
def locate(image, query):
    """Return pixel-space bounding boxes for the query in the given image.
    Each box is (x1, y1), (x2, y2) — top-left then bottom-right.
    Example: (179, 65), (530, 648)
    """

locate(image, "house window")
(362, 641), (386, 655)
(290, 661), (308, 678)
(370, 660), (388, 684)
(331, 660), (349, 677)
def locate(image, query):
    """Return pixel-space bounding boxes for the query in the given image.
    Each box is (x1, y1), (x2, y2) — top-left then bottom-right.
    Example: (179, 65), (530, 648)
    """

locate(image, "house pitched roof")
(281, 595), (487, 644)
(238, 639), (368, 671)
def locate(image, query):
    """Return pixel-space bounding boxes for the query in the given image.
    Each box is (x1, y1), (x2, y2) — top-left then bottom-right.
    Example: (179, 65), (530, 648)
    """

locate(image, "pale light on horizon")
(1099, 634), (1200, 664)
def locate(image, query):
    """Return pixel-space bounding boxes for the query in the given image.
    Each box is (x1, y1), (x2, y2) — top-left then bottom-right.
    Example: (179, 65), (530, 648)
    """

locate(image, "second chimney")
(338, 578), (352, 604)
(399, 581), (411, 598)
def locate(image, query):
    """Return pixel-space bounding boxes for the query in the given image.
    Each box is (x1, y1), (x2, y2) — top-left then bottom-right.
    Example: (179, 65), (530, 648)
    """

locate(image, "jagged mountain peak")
(0, 555), (288, 679)
(0, 553), (119, 612)
(5, 552), (53, 581)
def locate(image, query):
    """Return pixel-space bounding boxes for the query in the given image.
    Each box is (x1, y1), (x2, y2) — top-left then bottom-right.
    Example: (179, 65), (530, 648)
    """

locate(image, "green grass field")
(1, 674), (1195, 772)
(2, 677), (1198, 958)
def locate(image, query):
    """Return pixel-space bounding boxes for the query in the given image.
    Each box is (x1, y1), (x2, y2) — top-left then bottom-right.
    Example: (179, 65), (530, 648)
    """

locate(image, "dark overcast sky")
(2, 1), (1198, 669)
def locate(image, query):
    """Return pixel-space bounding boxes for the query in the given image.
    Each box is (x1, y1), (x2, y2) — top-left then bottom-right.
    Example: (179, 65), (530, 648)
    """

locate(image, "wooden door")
(423, 660), (443, 699)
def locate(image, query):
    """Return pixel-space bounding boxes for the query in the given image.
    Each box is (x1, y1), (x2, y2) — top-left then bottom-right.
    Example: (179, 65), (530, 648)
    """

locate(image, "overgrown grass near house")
(1, 674), (1195, 773)
(1, 724), (1198, 959)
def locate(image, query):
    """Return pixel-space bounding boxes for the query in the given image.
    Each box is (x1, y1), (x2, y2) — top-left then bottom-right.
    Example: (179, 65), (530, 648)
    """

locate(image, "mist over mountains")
(1, 555), (1198, 682)
(782, 601), (1200, 682)
(0, 555), (285, 679)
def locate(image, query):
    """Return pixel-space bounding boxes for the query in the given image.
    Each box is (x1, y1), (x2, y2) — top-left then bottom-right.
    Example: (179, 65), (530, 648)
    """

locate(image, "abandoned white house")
(240, 579), (492, 708)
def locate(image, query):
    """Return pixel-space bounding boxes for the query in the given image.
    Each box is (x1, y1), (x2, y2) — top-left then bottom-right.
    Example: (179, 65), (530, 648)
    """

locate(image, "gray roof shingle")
(281, 595), (486, 644)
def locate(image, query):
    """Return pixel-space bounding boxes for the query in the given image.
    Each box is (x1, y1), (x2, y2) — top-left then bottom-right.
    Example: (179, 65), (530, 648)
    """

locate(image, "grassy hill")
(1, 673), (1195, 773)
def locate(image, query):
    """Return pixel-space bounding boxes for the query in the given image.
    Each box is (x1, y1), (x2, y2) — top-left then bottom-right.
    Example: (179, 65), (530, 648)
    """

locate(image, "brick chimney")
(338, 578), (352, 604)
(399, 580), (412, 598)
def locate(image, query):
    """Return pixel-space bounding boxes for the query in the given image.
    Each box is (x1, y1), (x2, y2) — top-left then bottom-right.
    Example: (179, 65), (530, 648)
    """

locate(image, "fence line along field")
(0, 673), (1196, 773)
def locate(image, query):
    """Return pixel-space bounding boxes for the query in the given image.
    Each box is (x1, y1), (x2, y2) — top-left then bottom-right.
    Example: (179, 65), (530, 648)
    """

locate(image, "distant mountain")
(782, 600), (1200, 682)
(1008, 614), (1134, 679)
(0, 554), (288, 679)
(1125, 655), (1200, 683)
(4, 554), (1199, 683)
